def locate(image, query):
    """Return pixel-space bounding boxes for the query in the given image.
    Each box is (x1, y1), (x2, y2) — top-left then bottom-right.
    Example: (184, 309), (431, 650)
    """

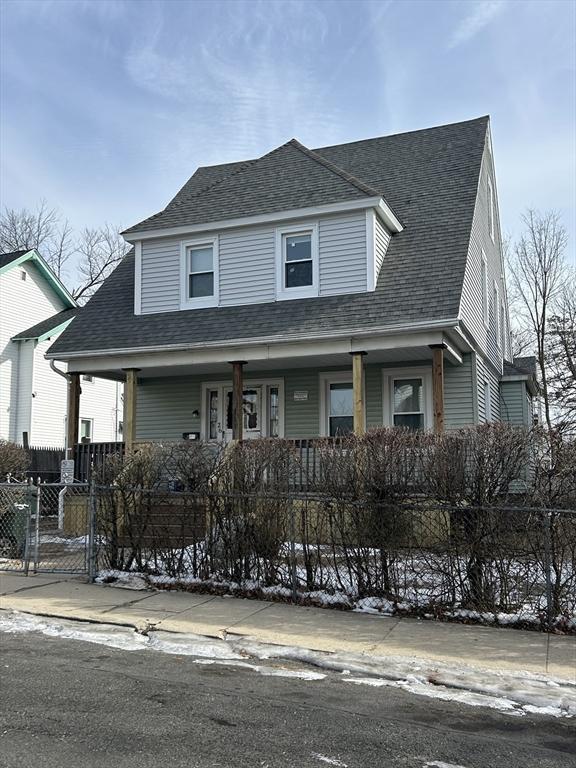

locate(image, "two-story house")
(0, 249), (123, 447)
(46, 117), (537, 450)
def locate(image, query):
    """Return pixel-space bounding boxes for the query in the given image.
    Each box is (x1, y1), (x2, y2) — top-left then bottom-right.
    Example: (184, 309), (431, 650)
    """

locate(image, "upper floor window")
(481, 250), (489, 327)
(181, 238), (218, 308)
(487, 176), (495, 241)
(275, 222), (319, 300)
(82, 374), (94, 383)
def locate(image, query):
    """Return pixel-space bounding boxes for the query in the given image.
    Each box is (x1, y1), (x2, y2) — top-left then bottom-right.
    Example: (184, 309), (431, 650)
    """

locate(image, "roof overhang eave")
(46, 317), (461, 363)
(122, 196), (402, 243)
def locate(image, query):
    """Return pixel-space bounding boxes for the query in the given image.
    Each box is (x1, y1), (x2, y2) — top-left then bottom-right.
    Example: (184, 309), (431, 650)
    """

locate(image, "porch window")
(80, 418), (92, 441)
(268, 386), (279, 437)
(209, 390), (219, 440)
(392, 378), (424, 430)
(382, 367), (433, 431)
(329, 382), (354, 436)
(276, 223), (318, 300)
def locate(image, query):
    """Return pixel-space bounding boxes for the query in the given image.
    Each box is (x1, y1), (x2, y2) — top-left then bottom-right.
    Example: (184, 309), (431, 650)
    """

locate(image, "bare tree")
(0, 203), (129, 301)
(548, 273), (576, 434)
(73, 224), (128, 303)
(0, 201), (73, 277)
(508, 210), (569, 433)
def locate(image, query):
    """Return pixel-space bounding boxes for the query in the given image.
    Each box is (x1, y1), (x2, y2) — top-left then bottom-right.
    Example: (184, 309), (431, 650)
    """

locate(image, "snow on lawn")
(1, 610), (574, 718)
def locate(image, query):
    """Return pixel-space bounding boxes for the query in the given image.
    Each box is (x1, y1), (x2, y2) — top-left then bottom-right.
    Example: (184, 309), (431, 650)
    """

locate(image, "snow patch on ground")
(0, 611), (148, 651)
(1, 610), (573, 718)
(424, 762), (468, 768)
(312, 754), (348, 766)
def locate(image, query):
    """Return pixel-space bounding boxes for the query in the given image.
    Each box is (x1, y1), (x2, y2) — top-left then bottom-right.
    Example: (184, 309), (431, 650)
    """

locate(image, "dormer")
(122, 139), (402, 316)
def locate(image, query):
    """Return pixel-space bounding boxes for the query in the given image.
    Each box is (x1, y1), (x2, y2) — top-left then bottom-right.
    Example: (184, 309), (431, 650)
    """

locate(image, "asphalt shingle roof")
(123, 139), (383, 235)
(503, 357), (538, 377)
(49, 116), (489, 358)
(0, 250), (28, 270)
(12, 308), (77, 341)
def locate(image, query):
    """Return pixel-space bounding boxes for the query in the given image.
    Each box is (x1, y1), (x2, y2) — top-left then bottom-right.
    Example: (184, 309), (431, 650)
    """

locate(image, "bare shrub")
(0, 440), (30, 481)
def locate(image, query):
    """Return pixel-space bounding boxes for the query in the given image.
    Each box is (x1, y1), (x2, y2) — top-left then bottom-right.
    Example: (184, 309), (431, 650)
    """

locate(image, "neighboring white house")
(0, 249), (122, 447)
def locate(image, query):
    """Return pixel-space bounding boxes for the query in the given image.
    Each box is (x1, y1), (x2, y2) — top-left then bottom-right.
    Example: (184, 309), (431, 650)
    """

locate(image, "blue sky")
(1, 0), (575, 252)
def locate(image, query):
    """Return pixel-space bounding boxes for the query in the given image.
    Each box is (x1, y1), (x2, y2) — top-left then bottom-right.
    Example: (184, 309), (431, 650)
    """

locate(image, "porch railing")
(71, 438), (328, 490)
(73, 442), (125, 483)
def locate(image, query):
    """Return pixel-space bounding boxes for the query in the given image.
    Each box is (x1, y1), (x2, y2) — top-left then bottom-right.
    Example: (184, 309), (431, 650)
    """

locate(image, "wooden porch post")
(230, 361), (245, 441)
(351, 351), (367, 436)
(66, 373), (81, 456)
(430, 345), (445, 434)
(123, 368), (140, 452)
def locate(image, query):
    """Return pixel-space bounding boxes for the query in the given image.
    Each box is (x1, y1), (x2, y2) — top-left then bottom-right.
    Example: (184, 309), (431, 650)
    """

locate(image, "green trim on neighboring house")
(36, 318), (75, 343)
(0, 249), (76, 308)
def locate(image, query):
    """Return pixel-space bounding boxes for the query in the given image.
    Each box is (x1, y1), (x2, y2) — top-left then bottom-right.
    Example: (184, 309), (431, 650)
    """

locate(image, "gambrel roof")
(48, 116), (490, 358)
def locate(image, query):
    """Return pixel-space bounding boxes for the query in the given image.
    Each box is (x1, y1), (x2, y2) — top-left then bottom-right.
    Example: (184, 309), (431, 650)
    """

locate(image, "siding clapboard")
(135, 360), (477, 440)
(374, 217), (391, 281)
(318, 213), (367, 296)
(138, 212), (369, 314)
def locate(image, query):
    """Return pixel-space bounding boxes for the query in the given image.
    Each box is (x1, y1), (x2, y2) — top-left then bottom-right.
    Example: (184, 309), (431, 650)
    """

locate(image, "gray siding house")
(47, 117), (537, 449)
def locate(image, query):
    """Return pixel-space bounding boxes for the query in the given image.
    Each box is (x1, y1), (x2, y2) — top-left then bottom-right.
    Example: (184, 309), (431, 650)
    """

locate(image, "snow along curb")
(1, 609), (574, 719)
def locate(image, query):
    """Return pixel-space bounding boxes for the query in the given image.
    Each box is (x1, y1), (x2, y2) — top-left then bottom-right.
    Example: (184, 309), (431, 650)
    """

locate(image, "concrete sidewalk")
(1, 572), (574, 681)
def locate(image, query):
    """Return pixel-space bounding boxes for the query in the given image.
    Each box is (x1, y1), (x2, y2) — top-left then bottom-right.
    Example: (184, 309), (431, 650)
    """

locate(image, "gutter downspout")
(50, 359), (72, 455)
(50, 360), (71, 525)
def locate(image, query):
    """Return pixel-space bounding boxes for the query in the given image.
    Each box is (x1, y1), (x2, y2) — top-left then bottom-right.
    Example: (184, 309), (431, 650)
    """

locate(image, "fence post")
(33, 481), (41, 573)
(87, 481), (97, 582)
(23, 480), (35, 576)
(542, 510), (554, 628)
(289, 496), (298, 603)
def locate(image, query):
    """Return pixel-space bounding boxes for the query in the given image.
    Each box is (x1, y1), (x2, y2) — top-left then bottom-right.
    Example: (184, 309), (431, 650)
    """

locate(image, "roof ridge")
(164, 157), (260, 212)
(287, 139), (381, 197)
(314, 115), (490, 153)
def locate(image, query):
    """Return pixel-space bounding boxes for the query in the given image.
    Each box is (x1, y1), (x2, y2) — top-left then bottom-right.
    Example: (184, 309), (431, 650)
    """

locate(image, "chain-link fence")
(93, 486), (576, 630)
(0, 482), (91, 574)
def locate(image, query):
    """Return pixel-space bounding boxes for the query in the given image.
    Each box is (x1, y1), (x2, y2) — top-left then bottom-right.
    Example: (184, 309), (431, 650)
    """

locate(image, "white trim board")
(123, 196), (403, 242)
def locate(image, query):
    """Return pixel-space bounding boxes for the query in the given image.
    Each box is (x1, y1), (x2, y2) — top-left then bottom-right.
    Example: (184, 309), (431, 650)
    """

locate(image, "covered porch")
(63, 325), (471, 454)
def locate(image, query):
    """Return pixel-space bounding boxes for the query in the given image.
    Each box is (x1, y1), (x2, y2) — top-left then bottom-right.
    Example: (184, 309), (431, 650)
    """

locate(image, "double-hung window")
(276, 223), (318, 300)
(181, 238), (218, 308)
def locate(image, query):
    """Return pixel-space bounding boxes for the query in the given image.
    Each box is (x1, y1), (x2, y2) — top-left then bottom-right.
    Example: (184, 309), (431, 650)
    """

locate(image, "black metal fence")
(93, 486), (576, 631)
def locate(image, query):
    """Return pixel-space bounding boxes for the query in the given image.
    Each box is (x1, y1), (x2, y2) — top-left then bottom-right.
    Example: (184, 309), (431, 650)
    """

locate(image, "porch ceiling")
(73, 345), (453, 381)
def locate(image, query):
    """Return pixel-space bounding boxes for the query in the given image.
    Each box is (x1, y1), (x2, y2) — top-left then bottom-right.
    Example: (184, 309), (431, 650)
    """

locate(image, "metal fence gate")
(0, 482), (94, 575)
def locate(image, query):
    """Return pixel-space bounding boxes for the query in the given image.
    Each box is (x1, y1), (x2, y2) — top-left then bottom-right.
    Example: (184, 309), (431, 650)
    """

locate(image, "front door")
(224, 386), (262, 441)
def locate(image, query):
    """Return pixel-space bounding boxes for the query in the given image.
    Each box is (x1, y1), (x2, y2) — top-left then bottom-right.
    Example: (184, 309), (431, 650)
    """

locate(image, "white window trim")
(180, 236), (219, 309)
(481, 249), (489, 328)
(275, 222), (319, 301)
(487, 176), (495, 242)
(200, 378), (285, 441)
(319, 371), (363, 437)
(80, 417), (93, 440)
(134, 241), (142, 315)
(382, 367), (433, 431)
(493, 281), (501, 348)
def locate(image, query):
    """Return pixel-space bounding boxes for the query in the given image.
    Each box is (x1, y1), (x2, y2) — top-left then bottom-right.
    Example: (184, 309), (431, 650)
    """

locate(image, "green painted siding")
(500, 380), (532, 427)
(136, 357), (478, 440)
(444, 354), (475, 428)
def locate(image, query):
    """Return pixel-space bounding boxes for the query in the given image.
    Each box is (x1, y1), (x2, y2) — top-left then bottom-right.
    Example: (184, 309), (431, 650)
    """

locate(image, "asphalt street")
(0, 631), (574, 768)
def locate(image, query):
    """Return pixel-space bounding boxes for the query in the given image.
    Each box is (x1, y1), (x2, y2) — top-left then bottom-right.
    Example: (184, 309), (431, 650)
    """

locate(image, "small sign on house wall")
(293, 391), (308, 401)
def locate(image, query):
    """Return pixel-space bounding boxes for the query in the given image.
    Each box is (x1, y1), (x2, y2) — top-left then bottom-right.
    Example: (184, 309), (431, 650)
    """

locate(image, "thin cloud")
(448, 0), (506, 49)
